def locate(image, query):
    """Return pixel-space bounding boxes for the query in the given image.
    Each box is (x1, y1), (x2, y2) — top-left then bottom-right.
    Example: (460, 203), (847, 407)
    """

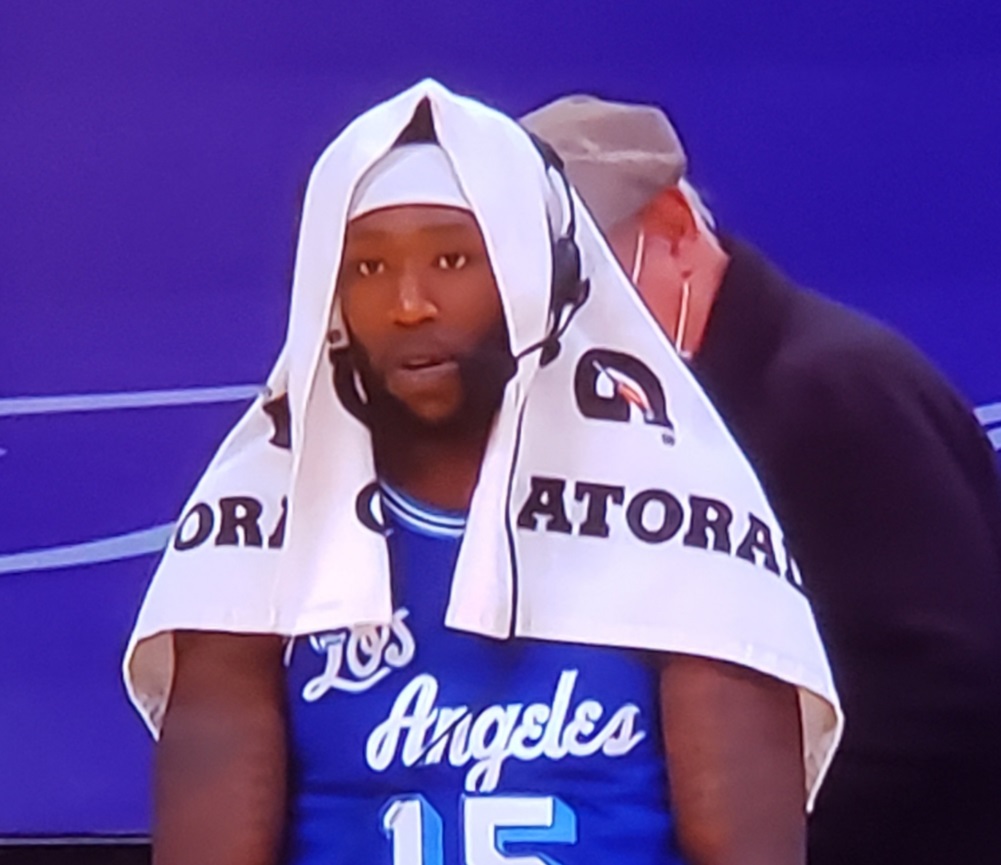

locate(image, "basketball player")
(131, 86), (839, 865)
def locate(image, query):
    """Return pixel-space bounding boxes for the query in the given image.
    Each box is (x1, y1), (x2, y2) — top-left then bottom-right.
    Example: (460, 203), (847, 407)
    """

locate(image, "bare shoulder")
(169, 631), (286, 710)
(659, 654), (806, 865)
(156, 632), (288, 865)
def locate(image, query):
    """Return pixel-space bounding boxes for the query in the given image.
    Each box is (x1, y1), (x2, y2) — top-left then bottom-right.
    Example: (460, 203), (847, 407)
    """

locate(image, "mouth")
(400, 354), (453, 372)
(389, 353), (461, 389)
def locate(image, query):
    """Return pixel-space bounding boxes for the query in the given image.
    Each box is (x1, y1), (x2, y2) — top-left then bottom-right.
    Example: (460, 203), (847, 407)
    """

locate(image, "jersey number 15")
(381, 794), (577, 865)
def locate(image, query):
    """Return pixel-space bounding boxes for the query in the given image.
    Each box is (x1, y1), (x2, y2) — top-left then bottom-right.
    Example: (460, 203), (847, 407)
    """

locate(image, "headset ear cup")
(551, 236), (584, 312)
(527, 131), (589, 367)
(539, 237), (586, 368)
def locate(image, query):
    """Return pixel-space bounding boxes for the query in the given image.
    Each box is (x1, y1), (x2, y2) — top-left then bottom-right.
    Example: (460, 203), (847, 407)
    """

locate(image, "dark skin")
(338, 204), (509, 509)
(154, 631), (287, 865)
(154, 204), (805, 865)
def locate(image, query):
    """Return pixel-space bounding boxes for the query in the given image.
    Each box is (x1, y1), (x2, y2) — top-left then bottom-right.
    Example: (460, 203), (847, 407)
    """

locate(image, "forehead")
(344, 204), (483, 244)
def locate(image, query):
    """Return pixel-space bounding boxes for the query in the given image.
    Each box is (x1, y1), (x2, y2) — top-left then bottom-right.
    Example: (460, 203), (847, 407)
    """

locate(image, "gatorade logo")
(574, 349), (675, 444)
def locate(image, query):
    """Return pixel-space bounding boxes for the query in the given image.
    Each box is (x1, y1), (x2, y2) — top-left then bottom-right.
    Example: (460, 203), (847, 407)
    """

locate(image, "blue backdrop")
(1, 0), (999, 839)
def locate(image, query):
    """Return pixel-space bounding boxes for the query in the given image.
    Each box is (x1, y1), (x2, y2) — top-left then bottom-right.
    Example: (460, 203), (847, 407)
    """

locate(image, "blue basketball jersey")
(284, 485), (684, 865)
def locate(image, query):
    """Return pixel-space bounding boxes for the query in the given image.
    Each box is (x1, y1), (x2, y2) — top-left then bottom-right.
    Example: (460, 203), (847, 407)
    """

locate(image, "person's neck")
(372, 421), (492, 511)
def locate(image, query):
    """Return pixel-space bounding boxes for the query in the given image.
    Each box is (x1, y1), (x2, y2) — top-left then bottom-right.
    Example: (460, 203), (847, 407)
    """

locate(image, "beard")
(338, 321), (515, 443)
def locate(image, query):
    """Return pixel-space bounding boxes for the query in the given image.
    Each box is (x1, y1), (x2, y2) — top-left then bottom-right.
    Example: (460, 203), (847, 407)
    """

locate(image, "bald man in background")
(522, 96), (1001, 865)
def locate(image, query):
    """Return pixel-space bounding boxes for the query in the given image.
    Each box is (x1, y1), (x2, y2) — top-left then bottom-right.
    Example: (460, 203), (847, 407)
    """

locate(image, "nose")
(391, 267), (437, 327)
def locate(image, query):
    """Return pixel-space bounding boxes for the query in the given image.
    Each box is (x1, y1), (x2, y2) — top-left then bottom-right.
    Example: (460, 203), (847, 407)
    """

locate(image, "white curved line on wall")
(0, 524), (175, 575)
(975, 401), (1001, 450)
(975, 401), (1001, 425)
(1, 383), (262, 575)
(0, 384), (263, 417)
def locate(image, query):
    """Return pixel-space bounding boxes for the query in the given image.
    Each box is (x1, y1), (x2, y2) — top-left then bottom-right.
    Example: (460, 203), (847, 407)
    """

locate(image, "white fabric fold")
(348, 142), (470, 219)
(123, 78), (842, 807)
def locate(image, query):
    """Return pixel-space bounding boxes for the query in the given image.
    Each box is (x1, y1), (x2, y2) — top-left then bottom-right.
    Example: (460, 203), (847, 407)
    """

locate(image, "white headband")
(348, 143), (471, 220)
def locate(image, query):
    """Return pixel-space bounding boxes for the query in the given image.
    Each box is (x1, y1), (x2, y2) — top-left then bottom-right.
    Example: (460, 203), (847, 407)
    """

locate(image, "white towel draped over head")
(124, 79), (842, 807)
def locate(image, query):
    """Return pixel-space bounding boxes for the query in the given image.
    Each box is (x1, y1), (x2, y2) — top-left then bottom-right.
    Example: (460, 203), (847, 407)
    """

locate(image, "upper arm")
(659, 654), (805, 865)
(154, 631), (288, 865)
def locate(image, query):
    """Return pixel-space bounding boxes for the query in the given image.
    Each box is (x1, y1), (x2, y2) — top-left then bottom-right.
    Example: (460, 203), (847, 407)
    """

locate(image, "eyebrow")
(345, 218), (480, 242)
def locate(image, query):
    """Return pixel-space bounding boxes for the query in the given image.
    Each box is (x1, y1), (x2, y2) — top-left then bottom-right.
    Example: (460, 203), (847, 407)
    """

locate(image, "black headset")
(523, 132), (591, 366)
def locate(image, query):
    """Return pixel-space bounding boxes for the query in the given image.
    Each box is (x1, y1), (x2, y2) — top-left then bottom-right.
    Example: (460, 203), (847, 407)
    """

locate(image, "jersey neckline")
(380, 481), (467, 538)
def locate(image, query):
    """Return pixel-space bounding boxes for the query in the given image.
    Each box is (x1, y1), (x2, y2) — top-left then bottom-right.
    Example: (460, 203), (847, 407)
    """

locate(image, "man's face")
(337, 204), (508, 430)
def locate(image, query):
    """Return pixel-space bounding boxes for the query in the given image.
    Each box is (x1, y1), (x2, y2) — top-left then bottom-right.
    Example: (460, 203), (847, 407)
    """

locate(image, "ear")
(327, 300), (350, 351)
(645, 187), (698, 254)
(605, 186), (698, 280)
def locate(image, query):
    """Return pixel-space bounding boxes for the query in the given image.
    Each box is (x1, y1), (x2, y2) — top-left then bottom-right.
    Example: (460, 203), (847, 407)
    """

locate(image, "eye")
(357, 259), (385, 277)
(436, 252), (468, 271)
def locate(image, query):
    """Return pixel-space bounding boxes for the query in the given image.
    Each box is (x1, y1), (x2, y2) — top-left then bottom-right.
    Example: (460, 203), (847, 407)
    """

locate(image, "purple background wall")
(2, 0), (999, 838)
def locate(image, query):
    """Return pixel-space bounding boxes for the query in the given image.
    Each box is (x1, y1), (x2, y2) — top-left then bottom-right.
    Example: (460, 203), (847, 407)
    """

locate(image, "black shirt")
(692, 239), (1001, 864)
